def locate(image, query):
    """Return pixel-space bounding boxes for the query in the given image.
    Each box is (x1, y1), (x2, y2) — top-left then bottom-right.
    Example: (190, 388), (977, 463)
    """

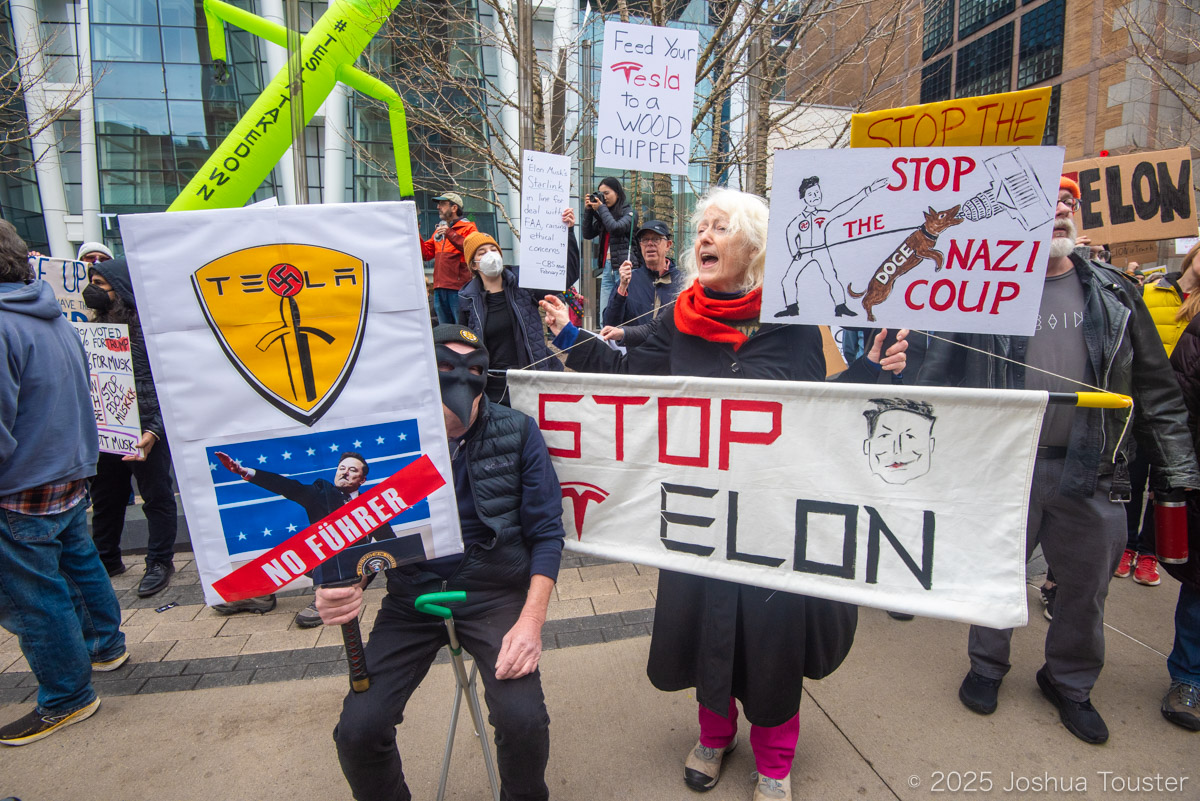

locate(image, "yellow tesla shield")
(192, 244), (368, 425)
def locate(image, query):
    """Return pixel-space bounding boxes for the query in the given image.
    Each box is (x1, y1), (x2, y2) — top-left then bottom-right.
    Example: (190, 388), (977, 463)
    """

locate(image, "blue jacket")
(602, 257), (683, 333)
(0, 281), (98, 495)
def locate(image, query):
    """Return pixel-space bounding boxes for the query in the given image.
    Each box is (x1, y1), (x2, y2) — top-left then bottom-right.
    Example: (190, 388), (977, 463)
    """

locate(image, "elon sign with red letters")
(763, 146), (1065, 335)
(509, 372), (1048, 629)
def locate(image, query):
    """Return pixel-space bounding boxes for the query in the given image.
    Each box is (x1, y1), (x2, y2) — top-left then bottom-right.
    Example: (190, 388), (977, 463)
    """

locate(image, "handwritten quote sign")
(73, 321), (142, 456)
(596, 21), (698, 175)
(850, 87), (1051, 148)
(519, 150), (571, 290)
(32, 256), (90, 321)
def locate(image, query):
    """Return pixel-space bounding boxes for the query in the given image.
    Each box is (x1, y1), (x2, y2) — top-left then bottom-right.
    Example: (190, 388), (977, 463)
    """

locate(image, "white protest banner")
(763, 146), (1065, 335)
(519, 150), (571, 290)
(120, 202), (463, 604)
(510, 371), (1046, 629)
(72, 321), (142, 456)
(31, 256), (90, 322)
(596, 21), (698, 175)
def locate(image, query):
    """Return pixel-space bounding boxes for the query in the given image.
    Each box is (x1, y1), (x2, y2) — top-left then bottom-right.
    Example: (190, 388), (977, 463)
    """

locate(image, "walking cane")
(414, 591), (501, 801)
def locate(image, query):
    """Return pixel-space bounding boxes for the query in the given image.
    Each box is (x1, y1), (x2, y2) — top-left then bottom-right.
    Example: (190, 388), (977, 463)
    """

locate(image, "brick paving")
(0, 552), (657, 705)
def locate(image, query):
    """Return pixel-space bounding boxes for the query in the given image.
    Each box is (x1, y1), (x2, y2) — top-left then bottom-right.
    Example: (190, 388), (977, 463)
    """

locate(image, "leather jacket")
(919, 255), (1200, 498)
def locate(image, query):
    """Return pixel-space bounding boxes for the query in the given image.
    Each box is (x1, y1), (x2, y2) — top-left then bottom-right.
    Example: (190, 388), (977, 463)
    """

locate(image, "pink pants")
(697, 698), (799, 780)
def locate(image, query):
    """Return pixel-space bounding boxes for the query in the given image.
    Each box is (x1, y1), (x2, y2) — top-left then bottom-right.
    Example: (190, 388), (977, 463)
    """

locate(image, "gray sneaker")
(752, 771), (792, 800)
(1161, 682), (1200, 731)
(212, 595), (277, 615)
(684, 736), (737, 791)
(295, 600), (323, 628)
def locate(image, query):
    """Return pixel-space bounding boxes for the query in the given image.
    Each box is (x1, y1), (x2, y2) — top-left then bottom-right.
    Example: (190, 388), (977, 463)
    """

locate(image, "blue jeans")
(0, 501), (125, 713)
(433, 288), (460, 325)
(598, 259), (616, 322)
(1168, 581), (1200, 687)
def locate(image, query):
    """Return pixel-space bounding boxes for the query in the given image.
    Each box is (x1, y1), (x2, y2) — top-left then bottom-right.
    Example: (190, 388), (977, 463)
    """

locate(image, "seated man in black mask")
(316, 324), (566, 801)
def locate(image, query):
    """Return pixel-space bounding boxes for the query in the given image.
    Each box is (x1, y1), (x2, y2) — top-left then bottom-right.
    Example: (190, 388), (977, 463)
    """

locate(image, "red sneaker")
(1133, 554), (1161, 586)
(1114, 548), (1136, 578)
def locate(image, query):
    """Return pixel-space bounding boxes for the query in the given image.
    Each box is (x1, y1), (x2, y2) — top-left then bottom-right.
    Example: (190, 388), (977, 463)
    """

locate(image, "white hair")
(678, 187), (770, 292)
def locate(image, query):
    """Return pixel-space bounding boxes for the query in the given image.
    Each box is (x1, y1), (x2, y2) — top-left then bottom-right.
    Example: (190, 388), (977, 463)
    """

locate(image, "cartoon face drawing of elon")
(862, 398), (937, 485)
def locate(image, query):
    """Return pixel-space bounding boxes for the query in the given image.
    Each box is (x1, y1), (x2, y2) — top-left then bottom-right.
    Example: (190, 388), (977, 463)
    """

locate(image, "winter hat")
(463, 232), (500, 268)
(77, 241), (113, 261)
(1059, 176), (1081, 200)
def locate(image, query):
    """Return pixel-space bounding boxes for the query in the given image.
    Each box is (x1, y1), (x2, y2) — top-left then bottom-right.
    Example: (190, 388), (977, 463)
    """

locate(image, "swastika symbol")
(799, 220), (809, 231)
(268, 263), (304, 297)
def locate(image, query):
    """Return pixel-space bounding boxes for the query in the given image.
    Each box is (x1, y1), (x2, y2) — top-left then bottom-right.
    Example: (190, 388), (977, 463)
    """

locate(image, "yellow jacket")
(1143, 275), (1185, 355)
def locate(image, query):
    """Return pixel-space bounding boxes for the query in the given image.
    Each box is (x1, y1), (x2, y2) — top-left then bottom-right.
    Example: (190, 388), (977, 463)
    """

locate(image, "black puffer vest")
(387, 399), (531, 596)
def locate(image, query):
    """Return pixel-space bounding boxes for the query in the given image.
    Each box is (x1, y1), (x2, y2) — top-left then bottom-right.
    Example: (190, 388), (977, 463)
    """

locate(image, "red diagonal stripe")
(212, 455), (445, 602)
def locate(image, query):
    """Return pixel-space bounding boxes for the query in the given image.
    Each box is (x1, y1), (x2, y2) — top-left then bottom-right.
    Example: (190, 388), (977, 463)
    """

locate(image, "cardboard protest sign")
(1109, 241), (1159, 270)
(519, 150), (571, 290)
(31, 256), (90, 322)
(763, 146), (1065, 334)
(596, 21), (698, 175)
(1063, 147), (1197, 246)
(120, 202), (463, 604)
(510, 372), (1045, 628)
(850, 87), (1051, 148)
(73, 321), (142, 456)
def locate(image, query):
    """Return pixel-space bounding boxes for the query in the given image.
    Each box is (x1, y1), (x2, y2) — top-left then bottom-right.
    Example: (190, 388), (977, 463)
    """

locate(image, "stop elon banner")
(509, 371), (1047, 629)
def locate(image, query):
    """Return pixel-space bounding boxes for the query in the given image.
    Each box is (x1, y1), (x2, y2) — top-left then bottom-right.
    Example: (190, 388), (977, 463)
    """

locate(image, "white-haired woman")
(540, 188), (906, 801)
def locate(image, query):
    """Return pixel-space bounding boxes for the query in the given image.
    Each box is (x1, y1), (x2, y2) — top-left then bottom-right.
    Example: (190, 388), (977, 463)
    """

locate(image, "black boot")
(834, 302), (858, 317)
(773, 303), (799, 318)
(137, 561), (175, 597)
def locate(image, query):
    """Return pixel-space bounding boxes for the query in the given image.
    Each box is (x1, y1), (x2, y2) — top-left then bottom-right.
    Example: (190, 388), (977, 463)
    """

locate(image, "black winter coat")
(918, 256), (1200, 499)
(89, 257), (164, 440)
(566, 311), (880, 726)
(581, 200), (635, 274)
(1167, 316), (1200, 592)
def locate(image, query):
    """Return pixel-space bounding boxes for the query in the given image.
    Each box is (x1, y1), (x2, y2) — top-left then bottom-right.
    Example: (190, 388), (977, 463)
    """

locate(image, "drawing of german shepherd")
(847, 205), (963, 322)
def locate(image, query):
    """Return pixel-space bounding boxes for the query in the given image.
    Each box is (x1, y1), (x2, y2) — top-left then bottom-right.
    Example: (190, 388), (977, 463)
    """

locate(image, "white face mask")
(478, 250), (504, 277)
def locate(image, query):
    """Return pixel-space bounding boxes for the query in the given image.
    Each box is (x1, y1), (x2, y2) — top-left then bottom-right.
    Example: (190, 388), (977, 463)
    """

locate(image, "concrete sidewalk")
(3, 559), (1196, 801)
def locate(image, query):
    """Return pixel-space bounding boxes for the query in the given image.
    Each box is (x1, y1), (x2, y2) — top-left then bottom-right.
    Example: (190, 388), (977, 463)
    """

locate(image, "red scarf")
(673, 283), (762, 351)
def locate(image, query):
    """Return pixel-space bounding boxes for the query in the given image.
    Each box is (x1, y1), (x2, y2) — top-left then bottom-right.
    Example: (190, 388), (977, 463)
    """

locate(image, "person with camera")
(421, 190), (478, 324)
(581, 177), (634, 321)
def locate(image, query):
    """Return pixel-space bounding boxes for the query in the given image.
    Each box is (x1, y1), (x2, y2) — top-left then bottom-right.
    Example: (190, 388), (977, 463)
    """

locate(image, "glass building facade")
(918, 0), (1065, 145)
(91, 0), (274, 217)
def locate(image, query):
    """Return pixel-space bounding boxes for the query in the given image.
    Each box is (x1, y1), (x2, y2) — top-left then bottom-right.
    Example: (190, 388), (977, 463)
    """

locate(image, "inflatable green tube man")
(169, 0), (413, 211)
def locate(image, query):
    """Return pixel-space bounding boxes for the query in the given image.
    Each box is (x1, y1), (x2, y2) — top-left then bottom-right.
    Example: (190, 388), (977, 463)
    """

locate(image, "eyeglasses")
(639, 235), (668, 245)
(1058, 196), (1079, 210)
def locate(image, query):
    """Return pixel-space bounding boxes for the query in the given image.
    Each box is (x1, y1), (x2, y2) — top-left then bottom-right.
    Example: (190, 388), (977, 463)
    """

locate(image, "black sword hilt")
(322, 577), (370, 692)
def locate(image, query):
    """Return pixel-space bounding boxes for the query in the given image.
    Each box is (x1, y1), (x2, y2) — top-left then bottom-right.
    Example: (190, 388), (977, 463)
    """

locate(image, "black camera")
(587, 193), (600, 203)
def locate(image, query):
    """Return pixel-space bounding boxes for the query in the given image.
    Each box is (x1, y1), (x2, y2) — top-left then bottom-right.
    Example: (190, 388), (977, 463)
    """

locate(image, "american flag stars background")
(206, 419), (430, 556)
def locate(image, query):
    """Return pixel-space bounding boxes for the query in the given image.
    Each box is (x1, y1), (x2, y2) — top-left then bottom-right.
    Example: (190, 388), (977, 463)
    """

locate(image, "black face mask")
(436, 344), (488, 431)
(83, 284), (114, 311)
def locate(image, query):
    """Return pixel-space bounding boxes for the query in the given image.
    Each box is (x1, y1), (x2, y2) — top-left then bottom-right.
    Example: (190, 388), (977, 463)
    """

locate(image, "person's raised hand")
(215, 450), (252, 479)
(540, 294), (570, 335)
(618, 260), (633, 288)
(867, 328), (909, 374)
(562, 208), (576, 227)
